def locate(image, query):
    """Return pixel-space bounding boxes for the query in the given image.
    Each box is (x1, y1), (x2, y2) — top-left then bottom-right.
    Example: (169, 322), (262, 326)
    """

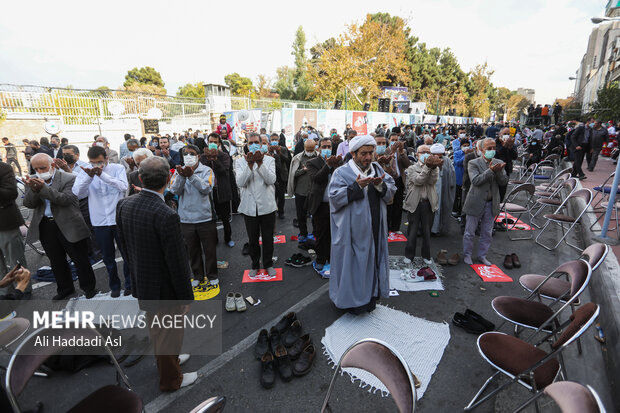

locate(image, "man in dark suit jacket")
(0, 161), (27, 292)
(569, 119), (592, 179)
(116, 156), (196, 391)
(23, 153), (97, 300)
(307, 138), (342, 271)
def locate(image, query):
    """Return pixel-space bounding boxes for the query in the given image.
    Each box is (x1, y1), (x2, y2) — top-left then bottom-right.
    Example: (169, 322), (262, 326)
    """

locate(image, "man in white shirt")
(73, 145), (130, 297)
(235, 133), (277, 277)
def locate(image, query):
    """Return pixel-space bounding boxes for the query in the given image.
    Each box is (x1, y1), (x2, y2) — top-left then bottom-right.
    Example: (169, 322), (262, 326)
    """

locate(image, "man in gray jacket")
(24, 153), (97, 299)
(587, 120), (609, 172)
(462, 138), (508, 266)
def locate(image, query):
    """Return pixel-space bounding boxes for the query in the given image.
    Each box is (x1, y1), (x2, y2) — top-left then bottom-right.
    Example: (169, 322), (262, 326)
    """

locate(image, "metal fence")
(230, 96), (330, 111)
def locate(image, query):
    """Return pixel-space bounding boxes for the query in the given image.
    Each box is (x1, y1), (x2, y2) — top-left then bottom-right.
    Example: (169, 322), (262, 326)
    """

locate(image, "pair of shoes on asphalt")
(463, 255), (492, 266)
(503, 253), (521, 269)
(256, 312), (316, 388)
(285, 253), (312, 268)
(110, 289), (130, 298)
(436, 250), (461, 266)
(452, 309), (496, 335)
(225, 292), (247, 312)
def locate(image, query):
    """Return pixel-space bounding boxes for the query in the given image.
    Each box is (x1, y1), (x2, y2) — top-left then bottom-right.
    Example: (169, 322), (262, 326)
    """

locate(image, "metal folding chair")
(513, 381), (607, 413)
(535, 189), (592, 252)
(189, 396), (226, 413)
(530, 178), (577, 228)
(5, 327), (142, 413)
(535, 168), (572, 193)
(533, 160), (555, 182)
(464, 303), (600, 412)
(497, 183), (536, 240)
(510, 163), (537, 185)
(321, 338), (416, 413)
(590, 171), (617, 213)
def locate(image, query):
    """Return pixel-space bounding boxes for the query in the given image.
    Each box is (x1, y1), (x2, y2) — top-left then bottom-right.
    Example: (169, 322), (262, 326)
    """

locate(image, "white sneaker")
(209, 278), (219, 286)
(266, 267), (277, 276)
(403, 258), (412, 265)
(180, 372), (198, 388)
(235, 293), (247, 312)
(423, 258), (433, 265)
(178, 354), (190, 366)
(248, 269), (258, 277)
(225, 292), (236, 312)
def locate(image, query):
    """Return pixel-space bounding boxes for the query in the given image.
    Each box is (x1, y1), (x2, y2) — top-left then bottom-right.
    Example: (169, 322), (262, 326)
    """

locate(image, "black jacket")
(116, 191), (193, 310)
(495, 142), (518, 175)
(0, 162), (24, 231)
(569, 125), (587, 151)
(306, 156), (333, 215)
(200, 150), (232, 203)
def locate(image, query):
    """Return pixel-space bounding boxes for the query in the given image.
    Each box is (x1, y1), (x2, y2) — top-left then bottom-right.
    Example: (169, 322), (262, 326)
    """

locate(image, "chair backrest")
(190, 396), (227, 413)
(563, 178), (578, 193)
(560, 259), (592, 298)
(580, 243), (609, 272)
(506, 183), (536, 204)
(551, 303), (599, 350)
(5, 327), (132, 411)
(570, 188), (592, 204)
(544, 381), (605, 413)
(322, 338), (416, 413)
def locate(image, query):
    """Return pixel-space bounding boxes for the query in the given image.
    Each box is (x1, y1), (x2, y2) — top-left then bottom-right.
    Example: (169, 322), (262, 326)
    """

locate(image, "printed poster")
(352, 111), (368, 135)
(471, 265), (513, 282)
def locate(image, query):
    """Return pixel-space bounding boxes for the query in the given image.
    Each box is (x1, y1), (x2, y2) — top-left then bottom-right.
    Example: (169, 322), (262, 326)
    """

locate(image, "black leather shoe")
(452, 312), (486, 335)
(269, 326), (283, 354)
(254, 329), (269, 360)
(242, 243), (249, 255)
(274, 344), (293, 382)
(464, 309), (495, 332)
(110, 290), (121, 298)
(283, 320), (302, 347)
(289, 334), (311, 360)
(275, 312), (296, 333)
(511, 253), (521, 269)
(123, 289), (132, 296)
(293, 344), (316, 377)
(52, 290), (77, 301)
(84, 289), (99, 299)
(503, 255), (513, 269)
(260, 352), (276, 389)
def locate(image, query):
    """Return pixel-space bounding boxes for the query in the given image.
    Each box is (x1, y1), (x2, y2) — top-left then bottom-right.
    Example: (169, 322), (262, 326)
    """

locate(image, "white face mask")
(95, 142), (105, 148)
(305, 151), (316, 157)
(502, 134), (510, 140)
(37, 170), (53, 181)
(183, 155), (198, 166)
(458, 133), (466, 138)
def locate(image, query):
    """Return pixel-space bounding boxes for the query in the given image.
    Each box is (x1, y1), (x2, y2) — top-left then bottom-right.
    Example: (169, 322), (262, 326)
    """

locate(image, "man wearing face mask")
(202, 133), (234, 247)
(495, 128), (518, 202)
(49, 135), (64, 159)
(24, 153), (97, 300)
(403, 145), (440, 265)
(94, 136), (119, 163)
(287, 139), (317, 244)
(236, 133), (277, 277)
(268, 133), (291, 219)
(170, 145), (219, 293)
(73, 146), (130, 297)
(127, 148), (153, 195)
(120, 139), (141, 173)
(462, 138), (507, 266)
(336, 129), (357, 158)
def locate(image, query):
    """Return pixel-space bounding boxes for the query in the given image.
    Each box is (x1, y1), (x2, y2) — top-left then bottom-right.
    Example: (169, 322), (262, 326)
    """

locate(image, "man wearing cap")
(429, 143), (456, 235)
(328, 135), (396, 314)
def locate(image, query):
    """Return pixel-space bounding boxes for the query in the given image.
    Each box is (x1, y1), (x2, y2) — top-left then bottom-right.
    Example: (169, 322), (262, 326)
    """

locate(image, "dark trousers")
(243, 212), (275, 269)
(39, 218), (96, 296)
(92, 225), (131, 292)
(214, 202), (232, 243)
(587, 149), (601, 171)
(387, 178), (405, 232)
(405, 200), (433, 260)
(79, 197), (100, 258)
(312, 203), (331, 265)
(453, 185), (463, 214)
(572, 149), (585, 177)
(499, 184), (507, 203)
(181, 221), (218, 281)
(294, 194), (309, 236)
(6, 158), (21, 175)
(147, 309), (184, 391)
(275, 182), (286, 216)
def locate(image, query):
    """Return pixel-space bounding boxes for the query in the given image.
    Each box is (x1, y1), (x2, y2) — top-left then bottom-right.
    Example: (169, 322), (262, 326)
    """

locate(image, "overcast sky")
(0, 0), (606, 104)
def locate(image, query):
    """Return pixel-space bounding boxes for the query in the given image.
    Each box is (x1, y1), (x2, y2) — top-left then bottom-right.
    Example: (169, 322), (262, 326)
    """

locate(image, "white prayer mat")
(64, 292), (143, 330)
(321, 304), (450, 399)
(389, 256), (444, 292)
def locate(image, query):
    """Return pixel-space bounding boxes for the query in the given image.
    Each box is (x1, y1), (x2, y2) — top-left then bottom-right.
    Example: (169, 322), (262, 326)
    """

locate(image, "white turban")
(349, 135), (376, 153)
(430, 143), (445, 154)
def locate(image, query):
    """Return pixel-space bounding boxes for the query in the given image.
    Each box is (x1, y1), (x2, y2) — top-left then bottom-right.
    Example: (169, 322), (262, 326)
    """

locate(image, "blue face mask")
(260, 144), (268, 153)
(376, 145), (386, 155)
(419, 153), (430, 163)
(208, 143), (218, 150)
(531, 141), (537, 145)
(589, 123), (595, 128)
(248, 143), (261, 153)
(270, 141), (279, 146)
(321, 149), (331, 158)
(484, 150), (496, 159)
(389, 141), (396, 147)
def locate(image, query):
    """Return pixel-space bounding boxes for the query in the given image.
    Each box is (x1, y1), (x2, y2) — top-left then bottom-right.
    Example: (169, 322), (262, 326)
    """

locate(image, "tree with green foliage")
(292, 26), (311, 101)
(124, 67), (165, 88)
(592, 86), (620, 121)
(224, 73), (255, 97)
(274, 66), (297, 100)
(177, 82), (205, 99)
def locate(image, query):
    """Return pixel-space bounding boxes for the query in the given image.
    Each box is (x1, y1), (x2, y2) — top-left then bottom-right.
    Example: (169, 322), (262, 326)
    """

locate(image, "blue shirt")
(43, 171), (57, 217)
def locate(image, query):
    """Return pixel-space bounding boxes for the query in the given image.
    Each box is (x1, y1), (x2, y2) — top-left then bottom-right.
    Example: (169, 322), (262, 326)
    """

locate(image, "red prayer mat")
(259, 235), (286, 245)
(242, 268), (283, 283)
(387, 232), (408, 242)
(495, 212), (533, 231)
(471, 264), (513, 282)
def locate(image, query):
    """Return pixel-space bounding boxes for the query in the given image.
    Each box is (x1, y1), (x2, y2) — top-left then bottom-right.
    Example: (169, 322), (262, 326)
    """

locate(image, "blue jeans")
(92, 225), (131, 292)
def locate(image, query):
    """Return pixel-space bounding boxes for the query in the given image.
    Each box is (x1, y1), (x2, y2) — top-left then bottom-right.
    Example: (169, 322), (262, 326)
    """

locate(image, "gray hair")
(482, 138), (494, 147)
(31, 153), (53, 166)
(133, 148), (153, 160)
(138, 156), (170, 190)
(96, 136), (109, 143)
(127, 138), (140, 147)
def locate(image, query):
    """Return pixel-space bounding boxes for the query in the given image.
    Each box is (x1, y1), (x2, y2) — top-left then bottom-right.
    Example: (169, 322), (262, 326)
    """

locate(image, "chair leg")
(464, 371), (501, 411)
(562, 223), (584, 252)
(535, 220), (555, 251)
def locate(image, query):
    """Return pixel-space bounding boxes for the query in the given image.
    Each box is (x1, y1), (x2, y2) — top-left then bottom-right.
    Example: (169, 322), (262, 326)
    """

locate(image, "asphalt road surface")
(4, 196), (614, 413)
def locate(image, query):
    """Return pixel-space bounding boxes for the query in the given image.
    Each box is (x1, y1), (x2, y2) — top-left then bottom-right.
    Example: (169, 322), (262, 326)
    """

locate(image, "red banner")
(352, 111), (368, 135)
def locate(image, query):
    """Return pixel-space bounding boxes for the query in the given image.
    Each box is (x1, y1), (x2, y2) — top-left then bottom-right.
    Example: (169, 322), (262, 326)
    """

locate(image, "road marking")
(92, 256), (124, 270)
(32, 281), (52, 290)
(144, 282), (329, 413)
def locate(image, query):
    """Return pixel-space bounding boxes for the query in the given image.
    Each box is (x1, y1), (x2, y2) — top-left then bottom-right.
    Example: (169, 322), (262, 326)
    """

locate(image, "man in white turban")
(328, 135), (397, 314)
(429, 143), (456, 235)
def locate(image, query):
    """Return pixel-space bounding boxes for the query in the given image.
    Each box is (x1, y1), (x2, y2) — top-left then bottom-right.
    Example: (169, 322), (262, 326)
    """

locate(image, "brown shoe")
(288, 334), (311, 360)
(274, 344), (293, 382)
(447, 253), (461, 266)
(511, 253), (521, 268)
(293, 344), (316, 377)
(503, 255), (513, 269)
(436, 250), (448, 265)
